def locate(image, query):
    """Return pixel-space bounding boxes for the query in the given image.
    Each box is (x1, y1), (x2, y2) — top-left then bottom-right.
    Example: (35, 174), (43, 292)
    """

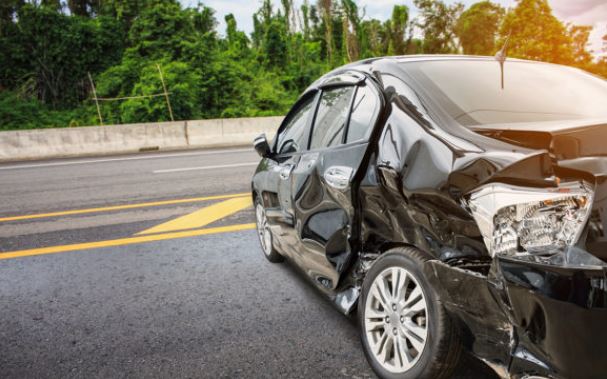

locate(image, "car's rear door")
(287, 73), (383, 291)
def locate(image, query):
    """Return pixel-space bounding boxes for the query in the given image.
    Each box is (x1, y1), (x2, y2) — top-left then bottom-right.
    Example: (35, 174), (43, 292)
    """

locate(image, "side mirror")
(253, 134), (272, 158)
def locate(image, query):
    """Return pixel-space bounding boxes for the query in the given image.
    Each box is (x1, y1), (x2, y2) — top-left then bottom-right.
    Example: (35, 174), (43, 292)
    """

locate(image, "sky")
(181, 0), (606, 57)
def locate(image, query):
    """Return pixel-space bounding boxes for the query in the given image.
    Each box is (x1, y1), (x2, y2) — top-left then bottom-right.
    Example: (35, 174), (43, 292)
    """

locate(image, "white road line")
(0, 148), (252, 171)
(153, 162), (258, 174)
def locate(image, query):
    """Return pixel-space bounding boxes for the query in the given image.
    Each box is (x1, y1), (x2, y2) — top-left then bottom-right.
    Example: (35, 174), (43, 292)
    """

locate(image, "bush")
(0, 92), (95, 130)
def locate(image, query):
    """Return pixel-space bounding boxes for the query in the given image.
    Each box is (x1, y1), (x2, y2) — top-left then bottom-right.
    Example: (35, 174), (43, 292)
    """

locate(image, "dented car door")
(289, 74), (382, 291)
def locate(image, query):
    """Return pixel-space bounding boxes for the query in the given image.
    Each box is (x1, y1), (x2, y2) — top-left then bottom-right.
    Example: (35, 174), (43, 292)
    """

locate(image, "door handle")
(324, 166), (353, 190)
(279, 164), (295, 180)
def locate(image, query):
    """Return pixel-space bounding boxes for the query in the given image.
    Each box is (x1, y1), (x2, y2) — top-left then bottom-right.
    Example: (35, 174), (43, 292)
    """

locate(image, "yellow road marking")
(0, 193), (250, 223)
(136, 196), (252, 235)
(0, 223), (256, 260)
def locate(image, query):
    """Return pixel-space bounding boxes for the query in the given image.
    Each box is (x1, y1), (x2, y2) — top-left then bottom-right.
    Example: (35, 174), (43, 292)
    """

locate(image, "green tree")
(341, 0), (360, 62)
(318, 0), (336, 64)
(568, 25), (593, 66)
(0, 5), (123, 107)
(39, 0), (62, 12)
(0, 0), (24, 36)
(264, 17), (289, 68)
(126, 0), (195, 61)
(499, 0), (574, 64)
(225, 13), (249, 56)
(456, 1), (504, 55)
(387, 5), (409, 55)
(98, 0), (151, 27)
(67, 0), (100, 17)
(414, 0), (464, 53)
(360, 19), (388, 57)
(120, 61), (200, 123)
(95, 2), (223, 122)
(253, 0), (290, 68)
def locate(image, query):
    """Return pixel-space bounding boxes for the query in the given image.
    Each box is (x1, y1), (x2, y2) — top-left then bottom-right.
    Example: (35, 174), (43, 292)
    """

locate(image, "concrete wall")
(0, 116), (283, 162)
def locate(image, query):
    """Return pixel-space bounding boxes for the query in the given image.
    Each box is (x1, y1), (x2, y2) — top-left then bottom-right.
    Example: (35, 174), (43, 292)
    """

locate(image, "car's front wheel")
(359, 247), (462, 379)
(254, 198), (283, 263)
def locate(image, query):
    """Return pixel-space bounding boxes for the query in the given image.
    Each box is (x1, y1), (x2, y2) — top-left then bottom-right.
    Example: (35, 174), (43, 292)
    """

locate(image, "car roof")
(304, 55), (548, 96)
(356, 54), (535, 66)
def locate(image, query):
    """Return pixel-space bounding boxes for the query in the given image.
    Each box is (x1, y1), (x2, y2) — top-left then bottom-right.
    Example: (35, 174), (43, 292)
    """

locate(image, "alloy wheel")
(364, 266), (429, 373)
(255, 203), (273, 256)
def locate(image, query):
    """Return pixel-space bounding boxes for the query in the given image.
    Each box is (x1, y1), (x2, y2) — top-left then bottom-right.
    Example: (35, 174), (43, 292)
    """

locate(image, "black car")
(250, 55), (607, 379)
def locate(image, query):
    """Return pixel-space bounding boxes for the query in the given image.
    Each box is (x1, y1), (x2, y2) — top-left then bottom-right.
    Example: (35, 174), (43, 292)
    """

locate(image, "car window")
(401, 60), (607, 126)
(346, 84), (380, 143)
(276, 97), (315, 155)
(310, 87), (355, 149)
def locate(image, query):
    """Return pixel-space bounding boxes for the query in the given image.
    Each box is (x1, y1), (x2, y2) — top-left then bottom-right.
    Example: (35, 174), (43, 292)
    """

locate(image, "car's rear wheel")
(359, 247), (462, 379)
(254, 199), (283, 263)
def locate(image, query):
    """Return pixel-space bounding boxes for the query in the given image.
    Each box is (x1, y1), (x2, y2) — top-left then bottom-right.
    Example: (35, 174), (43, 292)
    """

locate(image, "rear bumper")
(426, 256), (607, 379)
(497, 257), (607, 379)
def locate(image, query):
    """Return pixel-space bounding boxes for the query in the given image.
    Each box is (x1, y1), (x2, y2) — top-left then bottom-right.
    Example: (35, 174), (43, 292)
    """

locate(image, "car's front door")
(263, 92), (318, 260)
(287, 74), (383, 292)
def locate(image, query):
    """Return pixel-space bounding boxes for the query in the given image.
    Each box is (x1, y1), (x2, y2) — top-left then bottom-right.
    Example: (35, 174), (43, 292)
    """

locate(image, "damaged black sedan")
(251, 55), (607, 379)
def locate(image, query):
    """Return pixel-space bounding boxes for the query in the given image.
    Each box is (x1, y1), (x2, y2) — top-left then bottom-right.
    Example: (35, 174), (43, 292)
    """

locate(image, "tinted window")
(402, 60), (607, 126)
(310, 87), (355, 149)
(346, 84), (380, 143)
(277, 97), (314, 154)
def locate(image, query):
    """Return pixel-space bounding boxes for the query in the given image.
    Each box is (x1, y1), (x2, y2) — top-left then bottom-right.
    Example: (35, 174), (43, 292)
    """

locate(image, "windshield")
(402, 60), (607, 126)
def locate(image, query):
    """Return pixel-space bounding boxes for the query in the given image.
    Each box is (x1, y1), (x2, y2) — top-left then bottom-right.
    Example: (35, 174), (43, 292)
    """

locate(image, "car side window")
(310, 87), (355, 149)
(346, 84), (380, 143)
(276, 97), (315, 155)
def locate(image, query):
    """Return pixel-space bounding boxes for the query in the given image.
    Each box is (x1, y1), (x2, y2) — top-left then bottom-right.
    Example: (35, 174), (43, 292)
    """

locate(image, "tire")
(254, 198), (283, 263)
(358, 247), (462, 379)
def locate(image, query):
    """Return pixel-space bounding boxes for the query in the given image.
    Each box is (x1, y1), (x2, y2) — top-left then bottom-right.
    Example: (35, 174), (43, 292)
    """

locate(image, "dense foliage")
(0, 0), (605, 130)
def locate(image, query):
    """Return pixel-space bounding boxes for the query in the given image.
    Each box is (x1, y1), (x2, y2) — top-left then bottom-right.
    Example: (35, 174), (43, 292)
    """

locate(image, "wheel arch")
(373, 241), (428, 257)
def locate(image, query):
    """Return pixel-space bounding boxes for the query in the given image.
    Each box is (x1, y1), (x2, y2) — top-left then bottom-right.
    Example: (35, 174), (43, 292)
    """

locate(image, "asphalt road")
(0, 148), (497, 378)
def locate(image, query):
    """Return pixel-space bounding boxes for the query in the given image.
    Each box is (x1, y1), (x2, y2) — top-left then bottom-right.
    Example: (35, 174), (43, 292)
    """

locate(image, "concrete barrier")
(0, 116), (283, 162)
(186, 116), (282, 148)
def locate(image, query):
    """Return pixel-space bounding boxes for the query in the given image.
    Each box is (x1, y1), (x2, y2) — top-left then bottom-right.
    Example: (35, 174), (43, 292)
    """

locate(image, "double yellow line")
(0, 192), (250, 222)
(0, 193), (256, 260)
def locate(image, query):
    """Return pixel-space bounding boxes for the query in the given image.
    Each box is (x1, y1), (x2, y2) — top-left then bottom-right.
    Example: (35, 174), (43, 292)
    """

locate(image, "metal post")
(87, 72), (103, 126)
(156, 64), (174, 122)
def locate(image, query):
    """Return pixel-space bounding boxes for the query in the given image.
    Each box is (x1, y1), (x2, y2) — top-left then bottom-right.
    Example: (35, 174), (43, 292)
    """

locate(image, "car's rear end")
(399, 56), (607, 378)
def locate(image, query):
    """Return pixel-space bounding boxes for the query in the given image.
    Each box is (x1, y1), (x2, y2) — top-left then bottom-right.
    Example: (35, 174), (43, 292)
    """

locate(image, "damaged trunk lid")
(470, 117), (607, 160)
